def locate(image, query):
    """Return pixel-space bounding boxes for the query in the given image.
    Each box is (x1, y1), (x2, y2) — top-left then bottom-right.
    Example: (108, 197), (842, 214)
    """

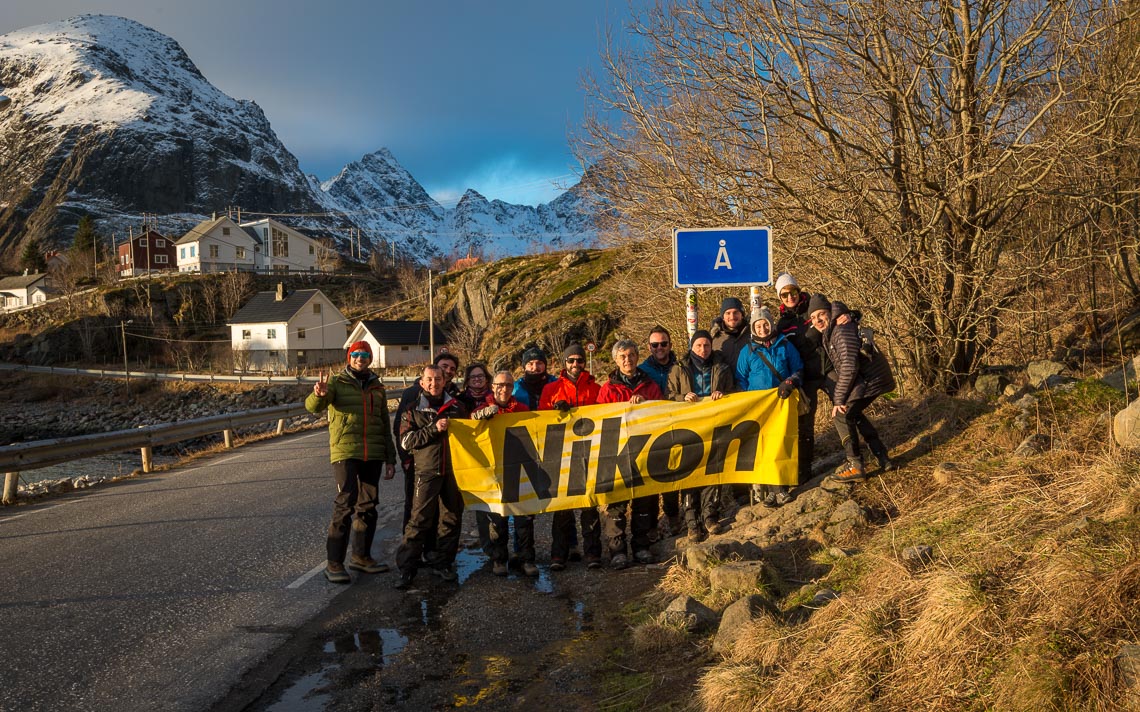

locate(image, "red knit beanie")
(347, 341), (372, 362)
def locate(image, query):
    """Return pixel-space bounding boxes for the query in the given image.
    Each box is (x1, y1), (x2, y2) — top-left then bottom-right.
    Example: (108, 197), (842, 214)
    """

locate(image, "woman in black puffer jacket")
(809, 295), (896, 483)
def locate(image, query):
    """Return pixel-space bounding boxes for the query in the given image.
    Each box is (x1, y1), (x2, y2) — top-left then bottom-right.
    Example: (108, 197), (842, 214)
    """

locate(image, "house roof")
(358, 320), (447, 346)
(229, 289), (326, 324)
(0, 273), (47, 290)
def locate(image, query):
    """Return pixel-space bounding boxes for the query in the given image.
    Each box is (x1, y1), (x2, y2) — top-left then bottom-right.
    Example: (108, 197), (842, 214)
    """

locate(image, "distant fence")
(1, 388), (406, 505)
(0, 362), (417, 387)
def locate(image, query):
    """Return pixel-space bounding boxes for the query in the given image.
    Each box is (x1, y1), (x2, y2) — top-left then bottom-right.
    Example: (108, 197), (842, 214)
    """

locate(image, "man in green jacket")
(305, 341), (396, 583)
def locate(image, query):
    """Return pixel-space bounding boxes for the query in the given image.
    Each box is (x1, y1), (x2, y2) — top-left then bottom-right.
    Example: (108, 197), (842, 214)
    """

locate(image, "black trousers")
(396, 469), (464, 573)
(327, 459), (382, 563)
(798, 384), (820, 481)
(833, 395), (887, 464)
(661, 490), (680, 519)
(551, 507), (602, 561)
(477, 512), (536, 563)
(401, 460), (436, 556)
(682, 486), (719, 527)
(603, 496), (658, 556)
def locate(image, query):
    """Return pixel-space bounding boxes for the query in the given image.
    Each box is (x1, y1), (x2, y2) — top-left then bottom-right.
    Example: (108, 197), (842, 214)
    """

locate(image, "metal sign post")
(585, 340), (596, 374)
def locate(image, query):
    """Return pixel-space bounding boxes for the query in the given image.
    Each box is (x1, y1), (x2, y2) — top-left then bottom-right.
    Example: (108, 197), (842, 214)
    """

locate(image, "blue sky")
(0, 1), (635, 206)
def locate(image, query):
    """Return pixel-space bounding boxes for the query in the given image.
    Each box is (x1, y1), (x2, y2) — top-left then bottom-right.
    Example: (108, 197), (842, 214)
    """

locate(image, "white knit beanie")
(774, 273), (799, 294)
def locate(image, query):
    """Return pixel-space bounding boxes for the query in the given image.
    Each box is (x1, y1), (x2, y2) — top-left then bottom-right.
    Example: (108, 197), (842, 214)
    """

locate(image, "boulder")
(1042, 374), (1078, 392)
(901, 545), (935, 570)
(708, 560), (774, 593)
(1100, 354), (1140, 393)
(828, 499), (866, 526)
(712, 594), (782, 654)
(1116, 644), (1140, 708)
(1116, 398), (1140, 449)
(932, 462), (961, 485)
(662, 595), (718, 632)
(684, 539), (766, 571)
(559, 250), (590, 269)
(1026, 360), (1067, 387)
(974, 373), (1009, 397)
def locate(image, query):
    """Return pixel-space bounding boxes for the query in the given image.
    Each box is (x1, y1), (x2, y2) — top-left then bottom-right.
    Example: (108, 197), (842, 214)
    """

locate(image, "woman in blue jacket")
(736, 307), (804, 507)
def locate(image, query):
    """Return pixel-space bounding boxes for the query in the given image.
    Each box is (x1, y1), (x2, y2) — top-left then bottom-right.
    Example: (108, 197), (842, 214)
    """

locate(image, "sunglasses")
(491, 382), (512, 388)
(349, 351), (371, 358)
(649, 342), (670, 348)
(780, 289), (800, 298)
(565, 357), (585, 363)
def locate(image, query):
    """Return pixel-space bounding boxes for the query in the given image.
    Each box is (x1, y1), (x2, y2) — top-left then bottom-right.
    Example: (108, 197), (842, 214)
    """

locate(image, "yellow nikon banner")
(449, 390), (798, 516)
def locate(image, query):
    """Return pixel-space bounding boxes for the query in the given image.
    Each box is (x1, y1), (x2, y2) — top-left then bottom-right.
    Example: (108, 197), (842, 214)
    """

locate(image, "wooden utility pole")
(428, 269), (435, 357)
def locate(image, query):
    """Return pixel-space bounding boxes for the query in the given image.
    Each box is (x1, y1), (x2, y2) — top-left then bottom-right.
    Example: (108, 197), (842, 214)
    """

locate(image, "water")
(266, 628), (407, 711)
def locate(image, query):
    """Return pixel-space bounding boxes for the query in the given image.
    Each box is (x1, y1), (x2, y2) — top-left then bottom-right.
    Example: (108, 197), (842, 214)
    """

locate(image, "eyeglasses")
(491, 382), (512, 388)
(565, 357), (585, 363)
(780, 289), (800, 299)
(649, 342), (670, 348)
(468, 373), (486, 380)
(349, 351), (371, 358)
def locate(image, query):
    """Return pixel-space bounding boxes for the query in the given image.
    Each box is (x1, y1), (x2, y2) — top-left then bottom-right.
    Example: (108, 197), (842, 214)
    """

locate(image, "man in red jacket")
(539, 344), (603, 570)
(597, 339), (664, 569)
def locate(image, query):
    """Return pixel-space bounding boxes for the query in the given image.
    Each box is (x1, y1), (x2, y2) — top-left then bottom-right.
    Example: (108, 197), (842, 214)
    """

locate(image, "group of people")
(304, 272), (897, 587)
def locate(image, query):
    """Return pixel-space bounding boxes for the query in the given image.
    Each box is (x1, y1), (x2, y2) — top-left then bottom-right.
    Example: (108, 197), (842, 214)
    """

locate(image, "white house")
(228, 285), (348, 372)
(238, 218), (322, 274)
(0, 272), (49, 311)
(175, 216), (257, 273)
(344, 320), (448, 369)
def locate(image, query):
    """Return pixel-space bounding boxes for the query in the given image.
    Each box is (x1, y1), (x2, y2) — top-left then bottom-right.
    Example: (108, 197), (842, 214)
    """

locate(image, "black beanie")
(807, 293), (831, 316)
(562, 344), (586, 360)
(690, 329), (712, 347)
(521, 346), (548, 365)
(719, 297), (745, 316)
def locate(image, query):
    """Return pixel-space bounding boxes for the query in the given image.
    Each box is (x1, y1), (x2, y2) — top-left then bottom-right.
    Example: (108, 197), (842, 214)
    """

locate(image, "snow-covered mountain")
(0, 14), (596, 264)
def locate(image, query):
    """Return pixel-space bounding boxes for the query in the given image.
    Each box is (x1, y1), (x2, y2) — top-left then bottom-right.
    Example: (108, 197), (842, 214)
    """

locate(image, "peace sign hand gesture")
(313, 371), (330, 397)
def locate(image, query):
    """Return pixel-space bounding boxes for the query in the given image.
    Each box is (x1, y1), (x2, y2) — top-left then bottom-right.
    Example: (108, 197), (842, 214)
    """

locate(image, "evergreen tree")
(19, 237), (46, 272)
(69, 216), (101, 279)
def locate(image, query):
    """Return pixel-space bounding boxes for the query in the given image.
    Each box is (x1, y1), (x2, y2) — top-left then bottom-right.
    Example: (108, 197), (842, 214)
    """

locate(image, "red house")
(118, 230), (176, 277)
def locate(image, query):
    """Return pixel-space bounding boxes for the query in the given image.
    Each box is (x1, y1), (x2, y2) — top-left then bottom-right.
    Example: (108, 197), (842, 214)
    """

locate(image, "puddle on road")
(265, 628), (407, 711)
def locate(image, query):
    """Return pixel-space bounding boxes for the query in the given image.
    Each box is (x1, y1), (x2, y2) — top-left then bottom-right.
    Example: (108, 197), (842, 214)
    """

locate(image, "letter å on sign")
(449, 390), (798, 516)
(673, 226), (773, 288)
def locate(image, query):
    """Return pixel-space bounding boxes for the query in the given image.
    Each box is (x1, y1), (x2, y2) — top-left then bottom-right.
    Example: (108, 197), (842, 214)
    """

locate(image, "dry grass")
(670, 380), (1140, 710)
(631, 614), (691, 654)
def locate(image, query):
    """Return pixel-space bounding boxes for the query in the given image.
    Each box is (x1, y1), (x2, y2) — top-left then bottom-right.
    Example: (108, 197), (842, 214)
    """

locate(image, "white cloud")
(425, 155), (578, 207)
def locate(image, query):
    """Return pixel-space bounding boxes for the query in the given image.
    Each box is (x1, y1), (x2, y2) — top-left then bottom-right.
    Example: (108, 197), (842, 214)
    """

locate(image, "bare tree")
(446, 308), (485, 363)
(199, 277), (221, 325)
(581, 0), (1135, 391)
(220, 271), (254, 319)
(317, 238), (342, 273)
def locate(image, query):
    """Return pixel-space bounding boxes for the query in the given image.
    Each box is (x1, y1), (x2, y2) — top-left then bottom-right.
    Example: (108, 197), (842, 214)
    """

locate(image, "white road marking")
(286, 561), (328, 589)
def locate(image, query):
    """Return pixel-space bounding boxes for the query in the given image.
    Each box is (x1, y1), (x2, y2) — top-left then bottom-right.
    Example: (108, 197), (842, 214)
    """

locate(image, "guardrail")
(0, 362), (416, 387)
(1, 387), (405, 505)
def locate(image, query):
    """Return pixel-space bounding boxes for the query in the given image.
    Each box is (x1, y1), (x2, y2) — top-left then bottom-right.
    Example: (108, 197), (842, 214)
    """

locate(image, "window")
(155, 255), (168, 264)
(140, 238), (148, 247)
(297, 328), (306, 339)
(271, 227), (289, 257)
(297, 351), (306, 363)
(236, 247), (246, 259)
(401, 346), (410, 351)
(156, 239), (165, 247)
(272, 265), (289, 274)
(180, 247), (186, 259)
(121, 255), (128, 265)
(269, 350), (278, 358)
(309, 244), (315, 254)
(242, 330), (251, 340)
(190, 246), (196, 257)
(313, 303), (321, 314)
(222, 227), (230, 236)
(209, 245), (219, 258)
(267, 329), (277, 340)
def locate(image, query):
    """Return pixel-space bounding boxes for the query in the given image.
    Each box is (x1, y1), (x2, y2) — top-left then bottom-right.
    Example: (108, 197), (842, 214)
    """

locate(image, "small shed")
(344, 320), (448, 369)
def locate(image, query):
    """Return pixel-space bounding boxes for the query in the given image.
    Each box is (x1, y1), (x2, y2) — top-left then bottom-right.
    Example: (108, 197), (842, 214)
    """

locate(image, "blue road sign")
(672, 226), (772, 288)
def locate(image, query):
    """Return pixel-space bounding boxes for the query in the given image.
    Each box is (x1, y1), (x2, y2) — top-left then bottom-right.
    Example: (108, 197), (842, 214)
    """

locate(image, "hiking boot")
(430, 564), (458, 582)
(704, 518), (725, 536)
(878, 456), (897, 472)
(585, 556), (603, 570)
(774, 491), (793, 507)
(666, 515), (684, 536)
(324, 561), (350, 584)
(567, 547), (583, 562)
(687, 527), (707, 543)
(610, 553), (629, 570)
(633, 549), (654, 565)
(762, 490), (778, 508)
(347, 555), (389, 574)
(492, 561), (509, 577)
(393, 571), (414, 590)
(827, 461), (867, 484)
(550, 557), (566, 571)
(522, 561), (540, 577)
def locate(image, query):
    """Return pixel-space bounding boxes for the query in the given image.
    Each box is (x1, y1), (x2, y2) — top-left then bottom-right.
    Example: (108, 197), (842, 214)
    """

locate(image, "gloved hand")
(777, 380), (796, 399)
(554, 400), (571, 413)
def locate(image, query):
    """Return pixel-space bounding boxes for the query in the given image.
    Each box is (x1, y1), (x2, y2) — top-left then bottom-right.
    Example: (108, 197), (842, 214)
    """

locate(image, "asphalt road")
(0, 429), (406, 712)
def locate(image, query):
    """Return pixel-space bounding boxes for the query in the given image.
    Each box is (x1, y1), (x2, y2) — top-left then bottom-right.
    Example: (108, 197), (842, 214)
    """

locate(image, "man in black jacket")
(394, 364), (469, 589)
